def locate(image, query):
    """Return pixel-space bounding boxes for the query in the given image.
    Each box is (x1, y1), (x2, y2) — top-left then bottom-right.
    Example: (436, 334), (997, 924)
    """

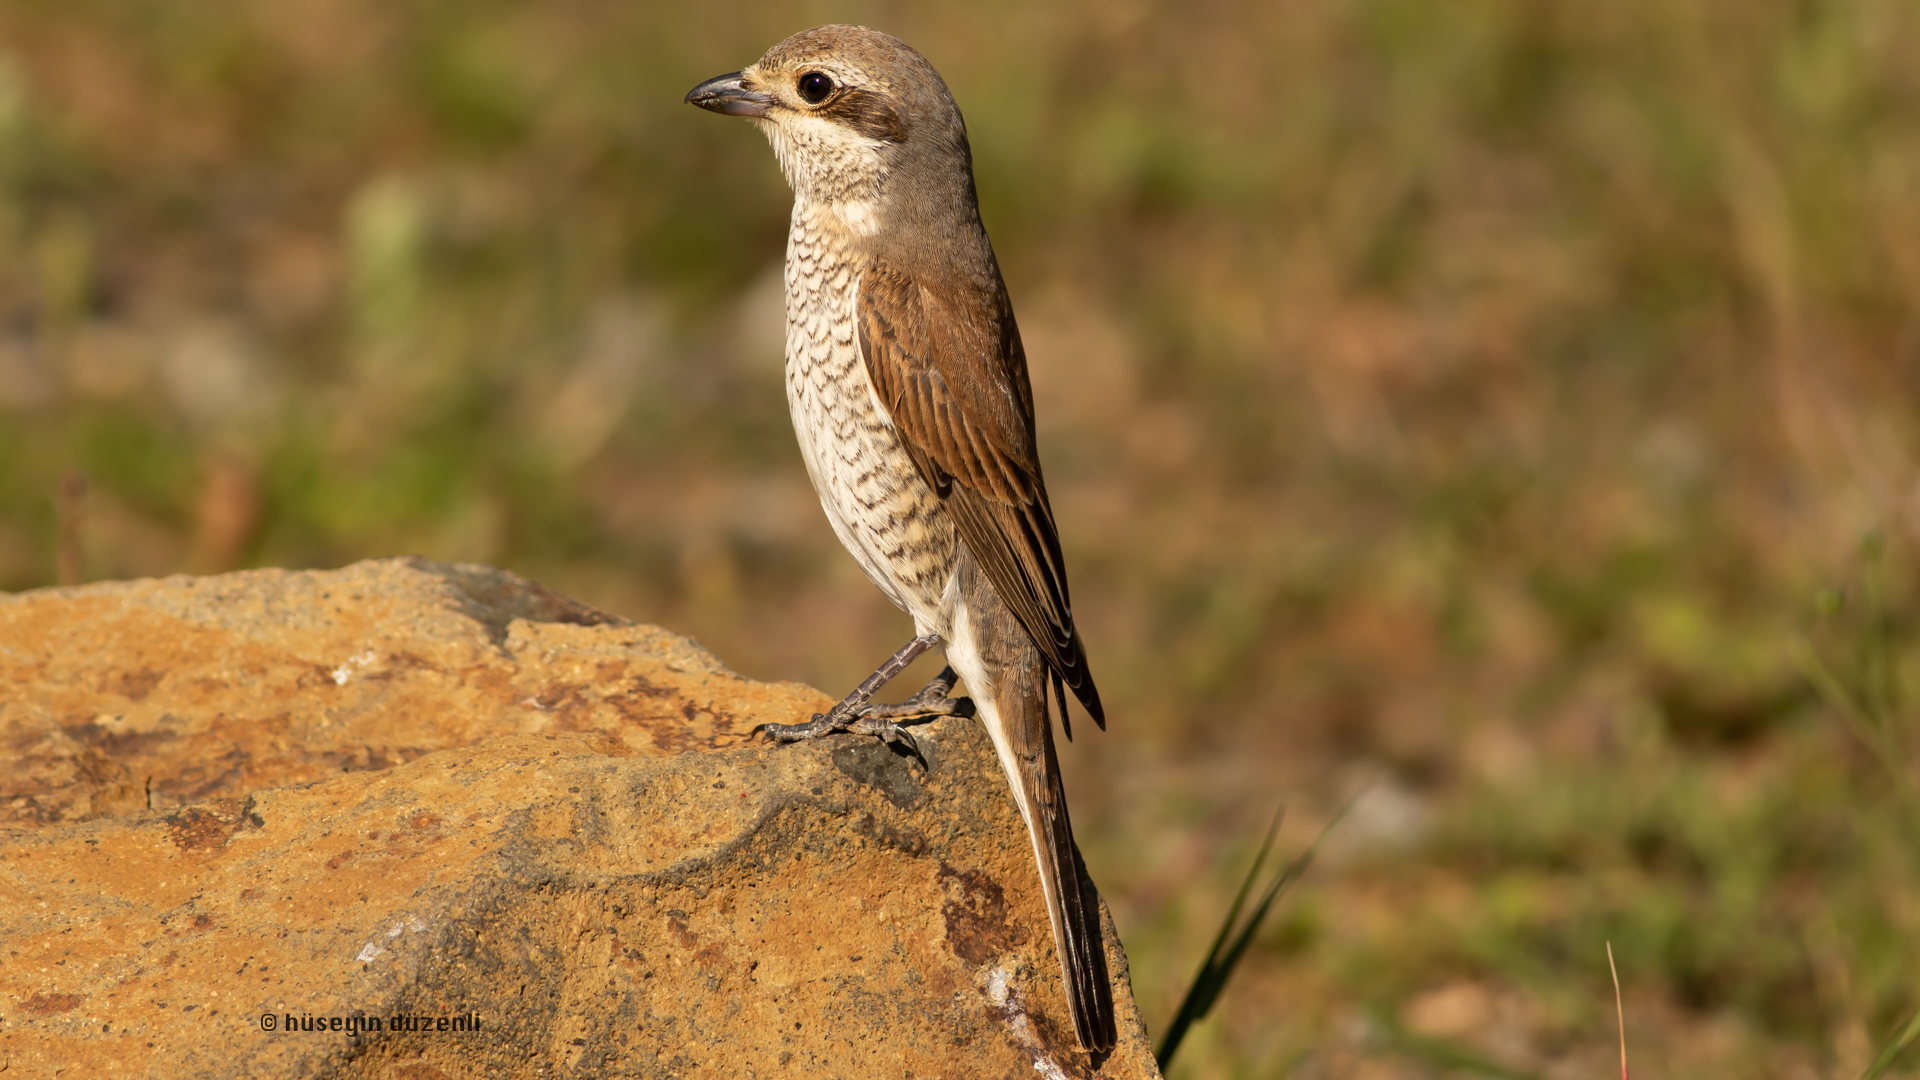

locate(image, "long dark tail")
(1023, 680), (1116, 1053)
(952, 557), (1116, 1053)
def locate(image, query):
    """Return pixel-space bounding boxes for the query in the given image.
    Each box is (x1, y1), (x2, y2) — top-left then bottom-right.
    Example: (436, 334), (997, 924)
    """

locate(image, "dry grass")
(3, 1), (1920, 1075)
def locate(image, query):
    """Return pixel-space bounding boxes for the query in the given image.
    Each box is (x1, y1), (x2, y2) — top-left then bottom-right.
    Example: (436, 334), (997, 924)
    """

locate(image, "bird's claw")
(756, 709), (849, 743)
(755, 706), (925, 765)
(851, 693), (974, 723)
(756, 688), (972, 748)
(847, 713), (929, 765)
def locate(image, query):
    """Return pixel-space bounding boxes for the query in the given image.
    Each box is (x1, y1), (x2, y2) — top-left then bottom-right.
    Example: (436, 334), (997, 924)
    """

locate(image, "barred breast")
(784, 201), (959, 634)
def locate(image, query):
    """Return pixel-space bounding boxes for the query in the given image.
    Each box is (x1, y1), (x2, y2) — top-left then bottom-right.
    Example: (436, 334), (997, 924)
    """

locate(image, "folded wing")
(857, 259), (1105, 729)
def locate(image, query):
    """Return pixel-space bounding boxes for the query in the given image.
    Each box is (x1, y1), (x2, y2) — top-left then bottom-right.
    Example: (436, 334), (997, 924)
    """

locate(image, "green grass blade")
(1155, 806), (1284, 1070)
(1859, 1007), (1920, 1080)
(1156, 797), (1359, 1072)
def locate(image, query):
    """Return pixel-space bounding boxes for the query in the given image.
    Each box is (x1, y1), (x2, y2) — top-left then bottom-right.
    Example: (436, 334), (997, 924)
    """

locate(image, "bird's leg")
(760, 639), (972, 747)
(760, 634), (935, 742)
(851, 665), (971, 721)
(844, 665), (973, 760)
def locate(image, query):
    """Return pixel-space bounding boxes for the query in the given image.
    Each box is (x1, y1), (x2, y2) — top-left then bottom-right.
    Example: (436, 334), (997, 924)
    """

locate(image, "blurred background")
(4, 0), (1920, 1074)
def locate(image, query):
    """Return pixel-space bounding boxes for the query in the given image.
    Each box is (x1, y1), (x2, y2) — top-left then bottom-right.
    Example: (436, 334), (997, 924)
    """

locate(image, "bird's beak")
(685, 72), (773, 118)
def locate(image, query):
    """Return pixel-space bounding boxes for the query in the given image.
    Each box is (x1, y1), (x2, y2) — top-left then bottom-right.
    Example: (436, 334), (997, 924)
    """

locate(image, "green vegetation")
(3, 1), (1918, 1074)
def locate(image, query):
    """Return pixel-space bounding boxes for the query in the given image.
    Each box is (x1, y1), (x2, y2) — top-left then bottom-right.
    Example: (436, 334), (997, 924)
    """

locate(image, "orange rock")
(0, 558), (1157, 1078)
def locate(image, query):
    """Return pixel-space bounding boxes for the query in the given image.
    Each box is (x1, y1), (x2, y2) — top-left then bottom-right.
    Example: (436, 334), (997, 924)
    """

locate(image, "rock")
(0, 558), (1159, 1078)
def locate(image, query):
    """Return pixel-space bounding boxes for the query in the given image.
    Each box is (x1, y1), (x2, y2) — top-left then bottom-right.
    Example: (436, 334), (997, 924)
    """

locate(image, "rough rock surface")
(0, 558), (1159, 1078)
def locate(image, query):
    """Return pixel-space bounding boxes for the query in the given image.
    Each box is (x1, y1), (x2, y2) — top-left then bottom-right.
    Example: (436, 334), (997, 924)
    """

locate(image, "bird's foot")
(758, 667), (973, 751)
(843, 678), (973, 759)
(851, 666), (975, 722)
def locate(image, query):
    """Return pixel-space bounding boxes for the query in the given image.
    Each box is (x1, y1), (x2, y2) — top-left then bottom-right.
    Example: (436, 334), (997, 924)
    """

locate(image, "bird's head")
(686, 26), (979, 239)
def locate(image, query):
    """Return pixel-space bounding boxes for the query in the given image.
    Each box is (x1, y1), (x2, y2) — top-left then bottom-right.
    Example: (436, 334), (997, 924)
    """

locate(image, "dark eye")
(797, 72), (834, 104)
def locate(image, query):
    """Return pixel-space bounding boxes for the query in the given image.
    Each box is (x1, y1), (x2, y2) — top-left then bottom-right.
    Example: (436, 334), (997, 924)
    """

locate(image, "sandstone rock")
(0, 559), (1159, 1078)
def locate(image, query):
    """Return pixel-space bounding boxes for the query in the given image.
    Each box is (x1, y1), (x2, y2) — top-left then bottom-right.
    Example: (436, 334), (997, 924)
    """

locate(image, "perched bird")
(686, 25), (1116, 1054)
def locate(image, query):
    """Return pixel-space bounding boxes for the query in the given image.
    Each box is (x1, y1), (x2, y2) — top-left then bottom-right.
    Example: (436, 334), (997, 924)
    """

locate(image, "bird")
(686, 25), (1117, 1055)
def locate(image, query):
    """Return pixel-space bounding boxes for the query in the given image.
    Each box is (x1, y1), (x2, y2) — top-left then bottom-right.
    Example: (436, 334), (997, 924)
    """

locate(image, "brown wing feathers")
(858, 262), (1106, 729)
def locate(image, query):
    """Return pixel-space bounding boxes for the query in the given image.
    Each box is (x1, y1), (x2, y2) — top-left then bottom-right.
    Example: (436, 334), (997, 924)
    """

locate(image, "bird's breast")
(783, 203), (957, 632)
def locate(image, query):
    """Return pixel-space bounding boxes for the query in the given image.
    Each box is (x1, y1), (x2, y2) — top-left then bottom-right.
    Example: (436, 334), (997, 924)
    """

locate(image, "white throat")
(756, 114), (889, 239)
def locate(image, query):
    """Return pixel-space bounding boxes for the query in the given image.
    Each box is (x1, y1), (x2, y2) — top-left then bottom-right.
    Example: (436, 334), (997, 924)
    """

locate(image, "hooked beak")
(685, 71), (773, 118)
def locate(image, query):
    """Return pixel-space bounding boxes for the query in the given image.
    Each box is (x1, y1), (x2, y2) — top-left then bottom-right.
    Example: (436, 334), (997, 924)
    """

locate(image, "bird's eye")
(797, 72), (834, 104)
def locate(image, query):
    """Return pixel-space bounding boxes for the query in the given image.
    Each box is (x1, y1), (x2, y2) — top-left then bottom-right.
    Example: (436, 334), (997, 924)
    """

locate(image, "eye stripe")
(819, 88), (908, 144)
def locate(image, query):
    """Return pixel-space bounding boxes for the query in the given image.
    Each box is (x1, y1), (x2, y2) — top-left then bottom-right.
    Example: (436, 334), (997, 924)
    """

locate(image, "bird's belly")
(786, 337), (957, 633)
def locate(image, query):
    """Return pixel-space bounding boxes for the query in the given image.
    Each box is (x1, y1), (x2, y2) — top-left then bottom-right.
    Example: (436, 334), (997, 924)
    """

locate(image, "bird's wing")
(857, 258), (1104, 727)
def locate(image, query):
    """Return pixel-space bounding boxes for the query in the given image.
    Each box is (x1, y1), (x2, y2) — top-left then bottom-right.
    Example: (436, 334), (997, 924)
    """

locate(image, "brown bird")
(686, 25), (1116, 1054)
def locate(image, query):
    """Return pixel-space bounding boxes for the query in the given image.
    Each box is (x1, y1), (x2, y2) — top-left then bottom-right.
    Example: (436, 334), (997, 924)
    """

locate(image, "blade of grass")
(1155, 806), (1284, 1070)
(1859, 1007), (1920, 1080)
(1155, 796), (1358, 1071)
(1608, 941), (1628, 1080)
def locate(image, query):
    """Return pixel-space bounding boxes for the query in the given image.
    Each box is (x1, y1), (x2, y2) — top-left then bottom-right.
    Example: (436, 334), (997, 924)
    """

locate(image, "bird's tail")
(947, 559), (1116, 1054)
